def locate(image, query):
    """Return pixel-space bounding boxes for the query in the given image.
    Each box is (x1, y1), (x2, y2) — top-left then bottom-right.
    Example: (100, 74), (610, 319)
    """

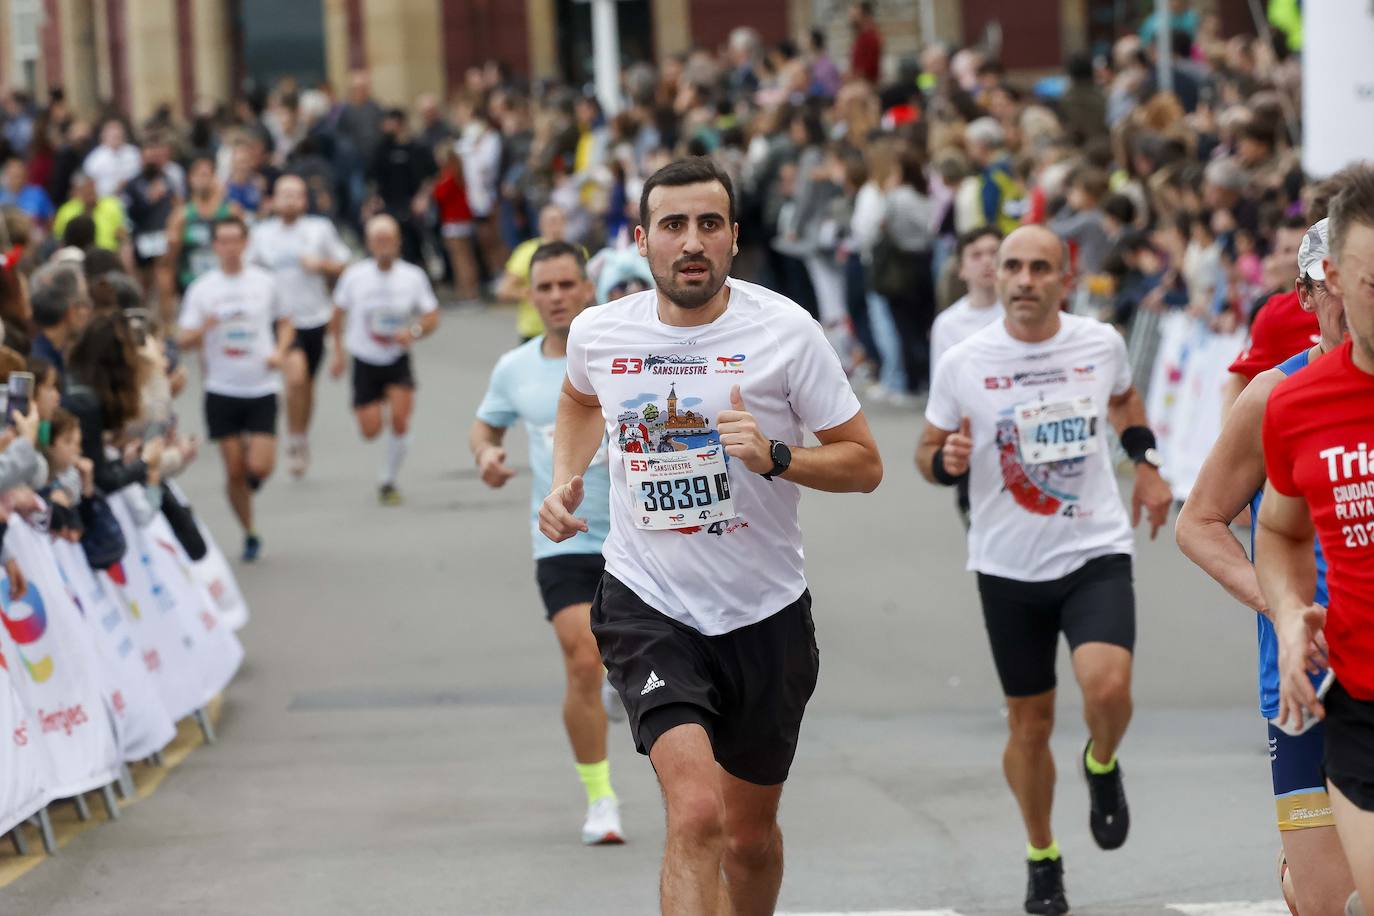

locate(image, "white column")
(1154, 0), (1173, 94)
(590, 0), (621, 115)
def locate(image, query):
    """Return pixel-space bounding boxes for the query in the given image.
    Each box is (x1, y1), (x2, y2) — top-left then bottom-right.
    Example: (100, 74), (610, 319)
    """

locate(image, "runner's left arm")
(1107, 385), (1172, 538)
(1174, 372), (1276, 615)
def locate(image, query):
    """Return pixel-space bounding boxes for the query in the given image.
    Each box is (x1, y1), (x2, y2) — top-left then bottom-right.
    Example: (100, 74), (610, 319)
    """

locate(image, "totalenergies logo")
(0, 575), (53, 683)
(715, 354), (746, 374)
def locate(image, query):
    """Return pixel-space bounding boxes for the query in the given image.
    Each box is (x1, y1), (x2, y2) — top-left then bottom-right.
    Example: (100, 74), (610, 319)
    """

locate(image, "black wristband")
(931, 446), (968, 487)
(1120, 425), (1157, 463)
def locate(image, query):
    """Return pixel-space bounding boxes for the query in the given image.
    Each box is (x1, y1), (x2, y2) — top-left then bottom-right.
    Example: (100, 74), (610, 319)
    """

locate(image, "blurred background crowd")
(0, 0), (1313, 417)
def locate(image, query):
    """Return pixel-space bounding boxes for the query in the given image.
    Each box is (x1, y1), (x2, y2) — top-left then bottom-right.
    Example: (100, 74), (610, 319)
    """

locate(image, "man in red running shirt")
(1258, 165), (1374, 912)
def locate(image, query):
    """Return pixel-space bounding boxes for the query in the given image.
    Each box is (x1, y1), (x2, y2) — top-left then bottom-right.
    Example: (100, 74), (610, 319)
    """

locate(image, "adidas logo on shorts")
(640, 671), (666, 695)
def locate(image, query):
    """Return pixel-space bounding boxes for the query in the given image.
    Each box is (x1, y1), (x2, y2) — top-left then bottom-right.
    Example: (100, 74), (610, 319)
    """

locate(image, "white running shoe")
(581, 796), (625, 845)
(288, 441), (308, 478)
(602, 676), (625, 721)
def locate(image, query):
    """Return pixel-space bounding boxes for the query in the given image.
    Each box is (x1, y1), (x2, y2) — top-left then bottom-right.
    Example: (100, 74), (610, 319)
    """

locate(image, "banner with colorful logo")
(51, 538), (176, 763)
(103, 491), (212, 723)
(0, 520), (121, 797)
(140, 513), (243, 703)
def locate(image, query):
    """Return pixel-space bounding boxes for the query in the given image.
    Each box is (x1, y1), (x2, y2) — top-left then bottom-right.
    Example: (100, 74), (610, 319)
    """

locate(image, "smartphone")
(6, 372), (33, 426)
(125, 307), (152, 347)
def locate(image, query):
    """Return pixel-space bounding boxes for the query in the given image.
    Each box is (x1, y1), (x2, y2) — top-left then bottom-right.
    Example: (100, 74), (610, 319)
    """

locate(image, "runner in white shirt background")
(916, 224), (1172, 916)
(247, 175), (351, 478)
(539, 157), (883, 916)
(928, 225), (1004, 527)
(329, 214), (440, 506)
(176, 215), (294, 562)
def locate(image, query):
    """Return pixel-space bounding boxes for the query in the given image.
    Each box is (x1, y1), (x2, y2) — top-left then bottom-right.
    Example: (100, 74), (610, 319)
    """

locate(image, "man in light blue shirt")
(469, 241), (622, 846)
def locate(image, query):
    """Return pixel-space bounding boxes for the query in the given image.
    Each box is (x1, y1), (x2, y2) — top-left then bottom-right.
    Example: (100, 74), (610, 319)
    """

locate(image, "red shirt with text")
(1263, 340), (1374, 700)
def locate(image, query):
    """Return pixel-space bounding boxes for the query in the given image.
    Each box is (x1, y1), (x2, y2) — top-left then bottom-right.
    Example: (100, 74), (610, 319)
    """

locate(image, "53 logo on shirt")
(611, 358), (644, 374)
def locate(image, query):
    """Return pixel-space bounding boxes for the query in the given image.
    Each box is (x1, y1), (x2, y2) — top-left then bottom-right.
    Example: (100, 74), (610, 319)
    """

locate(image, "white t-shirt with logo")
(333, 259), (439, 366)
(930, 295), (1004, 370)
(177, 267), (285, 398)
(925, 312), (1135, 582)
(247, 216), (351, 330)
(565, 278), (862, 635)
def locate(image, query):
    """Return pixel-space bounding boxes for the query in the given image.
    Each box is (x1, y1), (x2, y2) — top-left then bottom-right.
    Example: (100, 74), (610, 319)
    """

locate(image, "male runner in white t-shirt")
(329, 215), (439, 505)
(177, 215), (294, 562)
(540, 157), (882, 916)
(917, 225), (1172, 915)
(247, 175), (350, 478)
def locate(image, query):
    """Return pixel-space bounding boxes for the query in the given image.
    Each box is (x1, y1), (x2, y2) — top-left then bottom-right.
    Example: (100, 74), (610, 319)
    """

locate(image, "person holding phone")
(177, 215), (293, 562)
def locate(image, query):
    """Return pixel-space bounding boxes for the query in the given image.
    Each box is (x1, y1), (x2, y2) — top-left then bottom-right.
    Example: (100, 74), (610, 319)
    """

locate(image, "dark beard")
(653, 260), (729, 310)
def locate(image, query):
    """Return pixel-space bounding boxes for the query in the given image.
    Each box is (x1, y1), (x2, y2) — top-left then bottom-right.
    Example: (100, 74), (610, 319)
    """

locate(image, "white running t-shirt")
(930, 295), (1004, 370)
(247, 216), (351, 330)
(565, 278), (861, 635)
(177, 267), (285, 398)
(925, 312), (1135, 582)
(333, 259), (439, 366)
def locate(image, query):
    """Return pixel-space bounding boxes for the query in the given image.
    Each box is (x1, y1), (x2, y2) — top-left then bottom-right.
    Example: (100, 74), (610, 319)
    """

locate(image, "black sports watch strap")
(763, 440), (791, 480)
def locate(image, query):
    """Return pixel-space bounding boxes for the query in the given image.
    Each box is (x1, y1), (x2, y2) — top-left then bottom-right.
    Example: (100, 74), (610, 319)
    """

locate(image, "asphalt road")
(3, 299), (1288, 916)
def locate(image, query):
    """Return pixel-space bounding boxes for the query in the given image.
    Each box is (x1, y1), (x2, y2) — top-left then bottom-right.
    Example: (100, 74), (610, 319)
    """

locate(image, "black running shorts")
(292, 325), (328, 379)
(592, 572), (819, 786)
(535, 553), (604, 620)
(976, 553), (1135, 697)
(204, 392), (278, 440)
(1324, 678), (1374, 813)
(351, 354), (415, 408)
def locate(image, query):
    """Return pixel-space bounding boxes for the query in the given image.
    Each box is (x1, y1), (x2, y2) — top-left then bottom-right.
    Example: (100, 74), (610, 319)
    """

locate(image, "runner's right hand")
(1277, 604), (1328, 732)
(329, 353), (346, 380)
(539, 476), (589, 542)
(942, 418), (973, 476)
(477, 446), (516, 489)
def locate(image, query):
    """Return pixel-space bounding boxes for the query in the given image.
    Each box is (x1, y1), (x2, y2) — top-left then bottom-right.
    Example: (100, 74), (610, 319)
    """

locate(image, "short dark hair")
(62, 214), (96, 249)
(957, 226), (1002, 259)
(529, 241), (587, 277)
(213, 215), (249, 240)
(49, 407), (79, 443)
(1103, 193), (1137, 226)
(638, 157), (736, 232)
(1328, 163), (1374, 264)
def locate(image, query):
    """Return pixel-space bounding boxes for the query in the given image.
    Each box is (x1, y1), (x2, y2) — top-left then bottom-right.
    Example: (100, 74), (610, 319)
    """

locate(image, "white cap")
(1299, 218), (1329, 282)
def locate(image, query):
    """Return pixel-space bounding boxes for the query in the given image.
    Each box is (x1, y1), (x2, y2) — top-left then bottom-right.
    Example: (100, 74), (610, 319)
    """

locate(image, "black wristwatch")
(762, 440), (791, 480)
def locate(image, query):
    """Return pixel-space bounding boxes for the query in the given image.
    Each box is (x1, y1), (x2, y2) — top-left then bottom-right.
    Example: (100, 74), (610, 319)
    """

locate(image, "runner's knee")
(725, 820), (781, 869)
(564, 646), (603, 694)
(665, 785), (726, 845)
(1007, 702), (1055, 746)
(1082, 669), (1132, 711)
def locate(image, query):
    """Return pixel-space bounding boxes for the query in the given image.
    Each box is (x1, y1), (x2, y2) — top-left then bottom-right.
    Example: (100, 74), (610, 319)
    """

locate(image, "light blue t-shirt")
(477, 336), (611, 560)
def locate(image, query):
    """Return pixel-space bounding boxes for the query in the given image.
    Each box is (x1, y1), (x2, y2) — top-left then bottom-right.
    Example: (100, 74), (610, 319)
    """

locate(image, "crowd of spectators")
(0, 0), (1312, 425)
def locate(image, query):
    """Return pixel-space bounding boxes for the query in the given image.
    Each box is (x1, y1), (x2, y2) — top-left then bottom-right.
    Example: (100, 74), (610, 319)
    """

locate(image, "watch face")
(772, 441), (791, 466)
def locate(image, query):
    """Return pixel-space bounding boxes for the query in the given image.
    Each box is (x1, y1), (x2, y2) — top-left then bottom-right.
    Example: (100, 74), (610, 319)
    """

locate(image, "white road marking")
(1167, 903), (1291, 915)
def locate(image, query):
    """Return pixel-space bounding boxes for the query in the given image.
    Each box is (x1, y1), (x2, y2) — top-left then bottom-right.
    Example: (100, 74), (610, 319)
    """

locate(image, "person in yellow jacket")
(52, 172), (127, 251)
(1268, 0), (1301, 52)
(498, 204), (581, 341)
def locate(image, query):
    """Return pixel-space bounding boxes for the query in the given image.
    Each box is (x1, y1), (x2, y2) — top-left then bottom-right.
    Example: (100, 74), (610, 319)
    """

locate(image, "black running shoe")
(1024, 857), (1069, 915)
(1083, 739), (1130, 849)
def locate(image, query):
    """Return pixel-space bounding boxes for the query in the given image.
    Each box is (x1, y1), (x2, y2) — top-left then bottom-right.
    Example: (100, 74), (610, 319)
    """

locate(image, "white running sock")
(380, 431), (412, 485)
(289, 432), (307, 452)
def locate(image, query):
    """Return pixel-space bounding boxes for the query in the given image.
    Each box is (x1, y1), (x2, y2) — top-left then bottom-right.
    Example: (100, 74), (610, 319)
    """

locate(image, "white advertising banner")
(0, 645), (52, 836)
(51, 538), (176, 762)
(103, 492), (211, 722)
(1303, 0), (1374, 177)
(168, 481), (249, 631)
(141, 514), (243, 702)
(0, 520), (121, 797)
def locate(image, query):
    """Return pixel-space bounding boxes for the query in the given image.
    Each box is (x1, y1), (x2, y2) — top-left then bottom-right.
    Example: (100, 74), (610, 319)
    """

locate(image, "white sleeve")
(929, 313), (951, 374)
(564, 310), (596, 397)
(413, 268), (439, 315)
(784, 315), (861, 433)
(333, 267), (355, 312)
(924, 350), (963, 431)
(326, 223), (351, 263)
(1107, 325), (1132, 396)
(269, 276), (288, 321)
(177, 282), (204, 331)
